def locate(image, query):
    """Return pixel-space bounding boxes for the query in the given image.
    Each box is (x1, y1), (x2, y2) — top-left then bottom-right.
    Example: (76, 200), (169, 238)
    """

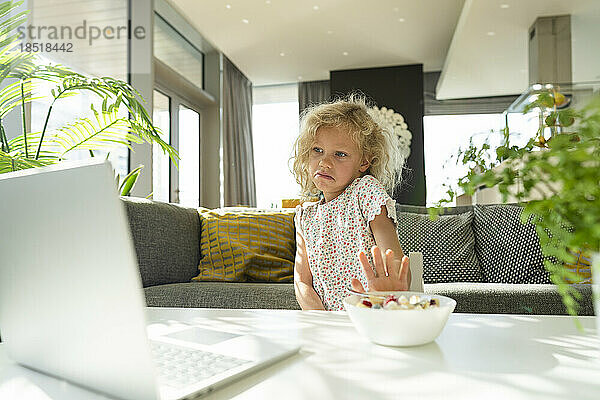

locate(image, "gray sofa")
(121, 197), (594, 315)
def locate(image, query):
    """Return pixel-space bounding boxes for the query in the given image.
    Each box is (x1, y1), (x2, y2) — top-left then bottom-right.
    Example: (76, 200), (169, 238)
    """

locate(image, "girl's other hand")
(351, 246), (410, 293)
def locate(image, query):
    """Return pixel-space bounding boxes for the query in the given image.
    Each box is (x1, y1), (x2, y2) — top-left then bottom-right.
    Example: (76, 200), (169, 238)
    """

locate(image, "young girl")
(291, 95), (411, 311)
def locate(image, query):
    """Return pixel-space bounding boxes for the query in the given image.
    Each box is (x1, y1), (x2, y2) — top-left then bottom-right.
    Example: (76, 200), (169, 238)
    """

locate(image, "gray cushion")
(473, 204), (551, 284)
(121, 197), (201, 287)
(425, 283), (594, 315)
(144, 282), (300, 309)
(396, 206), (483, 283)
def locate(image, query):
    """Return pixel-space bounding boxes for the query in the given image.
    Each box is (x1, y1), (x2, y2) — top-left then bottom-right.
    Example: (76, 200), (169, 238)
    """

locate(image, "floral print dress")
(295, 175), (398, 310)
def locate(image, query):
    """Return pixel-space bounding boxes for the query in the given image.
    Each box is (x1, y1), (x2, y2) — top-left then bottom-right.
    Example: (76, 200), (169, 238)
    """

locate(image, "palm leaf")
(7, 60), (73, 82)
(0, 0), (27, 49)
(0, 0), (26, 31)
(8, 131), (60, 159)
(39, 76), (179, 164)
(1, 1), (179, 172)
(49, 75), (114, 101)
(0, 63), (68, 136)
(0, 41), (33, 66)
(119, 165), (143, 196)
(0, 45), (34, 85)
(129, 115), (178, 165)
(0, 148), (55, 173)
(47, 106), (144, 158)
(92, 76), (179, 165)
(0, 78), (34, 118)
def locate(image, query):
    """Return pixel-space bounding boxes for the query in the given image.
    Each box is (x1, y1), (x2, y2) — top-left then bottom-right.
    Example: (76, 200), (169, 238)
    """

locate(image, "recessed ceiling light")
(280, 52), (285, 56)
(500, 4), (509, 9)
(398, 18), (405, 22)
(487, 31), (495, 36)
(225, 4), (231, 9)
(242, 19), (249, 24)
(327, 30), (333, 34)
(393, 7), (399, 12)
(298, 76), (303, 80)
(265, 0), (271, 4)
(342, 51), (349, 56)
(313, 5), (319, 11)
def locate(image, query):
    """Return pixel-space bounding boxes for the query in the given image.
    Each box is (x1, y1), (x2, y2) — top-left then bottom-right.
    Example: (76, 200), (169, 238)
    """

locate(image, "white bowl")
(343, 291), (456, 347)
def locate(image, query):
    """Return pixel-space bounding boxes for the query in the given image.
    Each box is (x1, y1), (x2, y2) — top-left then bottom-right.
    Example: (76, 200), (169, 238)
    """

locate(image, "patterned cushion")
(396, 210), (483, 283)
(473, 204), (551, 284)
(193, 208), (296, 283)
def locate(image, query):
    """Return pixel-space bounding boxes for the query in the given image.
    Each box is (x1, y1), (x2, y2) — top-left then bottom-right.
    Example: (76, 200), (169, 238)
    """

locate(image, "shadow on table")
(432, 314), (598, 374)
(314, 316), (599, 399)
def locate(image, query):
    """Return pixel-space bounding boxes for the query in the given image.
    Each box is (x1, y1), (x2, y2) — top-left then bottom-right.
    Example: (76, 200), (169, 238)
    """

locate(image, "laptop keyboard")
(150, 342), (250, 388)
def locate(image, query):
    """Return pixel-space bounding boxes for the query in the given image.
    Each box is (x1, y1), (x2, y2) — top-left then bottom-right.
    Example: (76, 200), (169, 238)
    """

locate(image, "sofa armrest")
(121, 197), (201, 287)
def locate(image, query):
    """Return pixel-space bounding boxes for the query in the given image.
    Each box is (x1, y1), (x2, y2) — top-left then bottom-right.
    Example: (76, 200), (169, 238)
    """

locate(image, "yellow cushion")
(281, 198), (319, 208)
(193, 208), (296, 283)
(563, 250), (592, 284)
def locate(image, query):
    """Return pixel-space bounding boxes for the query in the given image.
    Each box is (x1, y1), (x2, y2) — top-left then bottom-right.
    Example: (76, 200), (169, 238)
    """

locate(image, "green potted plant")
(432, 85), (600, 324)
(0, 0), (178, 195)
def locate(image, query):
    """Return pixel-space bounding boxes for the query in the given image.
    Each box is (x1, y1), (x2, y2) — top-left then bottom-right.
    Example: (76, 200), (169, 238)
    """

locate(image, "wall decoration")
(369, 106), (412, 164)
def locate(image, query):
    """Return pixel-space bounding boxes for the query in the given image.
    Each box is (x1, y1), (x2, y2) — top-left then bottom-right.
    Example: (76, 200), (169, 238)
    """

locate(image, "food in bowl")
(356, 294), (440, 310)
(344, 291), (456, 347)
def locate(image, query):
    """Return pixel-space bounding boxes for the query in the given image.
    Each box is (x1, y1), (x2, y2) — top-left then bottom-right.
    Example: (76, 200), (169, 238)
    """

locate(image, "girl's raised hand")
(351, 246), (410, 293)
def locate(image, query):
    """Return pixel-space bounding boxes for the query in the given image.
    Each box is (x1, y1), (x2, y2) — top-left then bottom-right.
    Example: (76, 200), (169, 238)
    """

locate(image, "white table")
(0, 308), (599, 399)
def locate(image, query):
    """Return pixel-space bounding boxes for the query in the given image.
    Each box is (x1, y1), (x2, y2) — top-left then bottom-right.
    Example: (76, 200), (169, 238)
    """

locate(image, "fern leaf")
(47, 112), (142, 157)
(0, 148), (55, 173)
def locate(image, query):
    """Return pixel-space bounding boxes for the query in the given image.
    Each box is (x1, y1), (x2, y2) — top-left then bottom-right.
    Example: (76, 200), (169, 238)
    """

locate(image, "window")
(152, 90), (171, 202)
(152, 82), (203, 206)
(178, 104), (200, 207)
(152, 5), (212, 206)
(25, 0), (129, 179)
(154, 13), (204, 90)
(423, 113), (536, 206)
(252, 84), (300, 208)
(28, 0), (127, 81)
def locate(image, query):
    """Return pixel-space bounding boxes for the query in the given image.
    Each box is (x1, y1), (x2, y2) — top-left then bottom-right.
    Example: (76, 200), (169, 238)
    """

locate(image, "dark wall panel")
(330, 64), (426, 206)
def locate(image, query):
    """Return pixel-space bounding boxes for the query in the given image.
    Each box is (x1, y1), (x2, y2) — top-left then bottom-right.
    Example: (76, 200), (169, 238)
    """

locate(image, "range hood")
(528, 15), (572, 86)
(507, 15), (599, 113)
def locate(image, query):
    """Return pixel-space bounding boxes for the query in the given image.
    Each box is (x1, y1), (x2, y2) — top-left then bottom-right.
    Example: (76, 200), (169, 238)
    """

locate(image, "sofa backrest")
(121, 197), (201, 288)
(120, 197), (551, 287)
(396, 204), (474, 215)
(395, 202), (552, 285)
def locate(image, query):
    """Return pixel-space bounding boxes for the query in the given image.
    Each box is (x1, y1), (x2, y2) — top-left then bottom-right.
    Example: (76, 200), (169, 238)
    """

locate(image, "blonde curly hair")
(291, 93), (404, 198)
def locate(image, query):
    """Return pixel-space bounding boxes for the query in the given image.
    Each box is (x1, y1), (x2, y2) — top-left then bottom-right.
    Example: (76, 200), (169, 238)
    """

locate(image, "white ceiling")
(169, 0), (600, 99)
(437, 0), (600, 99)
(169, 0), (464, 83)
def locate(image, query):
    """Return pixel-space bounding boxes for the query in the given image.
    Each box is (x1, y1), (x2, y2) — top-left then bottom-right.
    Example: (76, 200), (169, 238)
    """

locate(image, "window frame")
(154, 81), (203, 206)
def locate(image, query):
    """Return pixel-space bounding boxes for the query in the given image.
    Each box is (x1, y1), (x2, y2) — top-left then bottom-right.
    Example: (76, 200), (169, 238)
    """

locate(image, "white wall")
(571, 8), (600, 82)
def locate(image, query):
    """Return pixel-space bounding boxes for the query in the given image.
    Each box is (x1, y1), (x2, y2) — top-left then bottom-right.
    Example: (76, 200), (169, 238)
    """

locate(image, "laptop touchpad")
(164, 327), (241, 345)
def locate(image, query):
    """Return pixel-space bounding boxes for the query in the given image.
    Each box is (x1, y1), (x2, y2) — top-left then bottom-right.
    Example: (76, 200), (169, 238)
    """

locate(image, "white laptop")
(0, 159), (300, 400)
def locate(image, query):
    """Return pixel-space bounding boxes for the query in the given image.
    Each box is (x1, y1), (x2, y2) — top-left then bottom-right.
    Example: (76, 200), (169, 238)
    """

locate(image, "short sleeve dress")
(294, 175), (397, 310)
